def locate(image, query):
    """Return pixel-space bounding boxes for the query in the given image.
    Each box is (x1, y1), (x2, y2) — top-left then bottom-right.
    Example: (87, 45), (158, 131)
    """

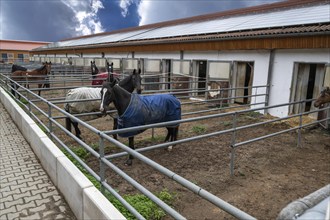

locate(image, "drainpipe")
(265, 49), (275, 114)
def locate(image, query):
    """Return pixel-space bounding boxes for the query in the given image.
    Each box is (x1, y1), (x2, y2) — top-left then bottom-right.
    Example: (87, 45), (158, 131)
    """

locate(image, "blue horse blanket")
(117, 94), (181, 138)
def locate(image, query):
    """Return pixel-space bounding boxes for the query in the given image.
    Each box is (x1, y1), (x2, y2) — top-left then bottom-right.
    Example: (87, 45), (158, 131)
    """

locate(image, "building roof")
(0, 40), (51, 51)
(34, 0), (330, 52)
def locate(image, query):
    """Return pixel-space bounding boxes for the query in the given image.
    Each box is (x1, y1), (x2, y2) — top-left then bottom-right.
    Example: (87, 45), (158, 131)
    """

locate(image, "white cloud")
(61, 0), (105, 36)
(119, 0), (135, 17)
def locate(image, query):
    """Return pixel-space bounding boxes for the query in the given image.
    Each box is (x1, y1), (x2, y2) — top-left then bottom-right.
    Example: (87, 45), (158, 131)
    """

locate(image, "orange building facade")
(0, 40), (50, 63)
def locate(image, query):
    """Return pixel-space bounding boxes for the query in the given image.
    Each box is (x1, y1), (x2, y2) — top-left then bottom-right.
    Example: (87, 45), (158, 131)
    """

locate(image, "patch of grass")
(62, 149), (175, 220)
(71, 147), (89, 160)
(37, 123), (48, 133)
(244, 111), (262, 118)
(192, 125), (206, 134)
(223, 121), (232, 127)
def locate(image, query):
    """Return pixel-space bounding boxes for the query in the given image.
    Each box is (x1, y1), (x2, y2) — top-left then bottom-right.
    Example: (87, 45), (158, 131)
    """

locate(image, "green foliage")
(71, 147), (89, 160)
(244, 111), (262, 118)
(61, 149), (175, 220)
(192, 125), (206, 134)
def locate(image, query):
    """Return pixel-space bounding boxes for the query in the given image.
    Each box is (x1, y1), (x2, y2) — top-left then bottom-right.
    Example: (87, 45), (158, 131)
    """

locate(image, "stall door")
(171, 59), (191, 95)
(143, 59), (162, 92)
(122, 58), (140, 79)
(234, 62), (254, 104)
(290, 63), (326, 115)
(207, 61), (231, 102)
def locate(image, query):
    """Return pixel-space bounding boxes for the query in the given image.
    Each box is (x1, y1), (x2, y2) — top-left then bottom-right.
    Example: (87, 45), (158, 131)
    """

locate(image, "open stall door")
(162, 60), (172, 90)
(192, 60), (207, 96)
(233, 62), (254, 104)
(143, 59), (162, 92)
(207, 61), (231, 104)
(290, 63), (326, 115)
(171, 59), (191, 96)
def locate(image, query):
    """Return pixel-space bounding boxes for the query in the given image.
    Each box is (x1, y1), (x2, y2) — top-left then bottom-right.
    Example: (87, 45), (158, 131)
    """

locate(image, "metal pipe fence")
(2, 71), (329, 219)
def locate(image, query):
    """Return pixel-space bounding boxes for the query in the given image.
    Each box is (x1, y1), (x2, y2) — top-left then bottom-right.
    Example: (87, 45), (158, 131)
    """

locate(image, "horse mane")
(35, 65), (46, 71)
(118, 74), (132, 85)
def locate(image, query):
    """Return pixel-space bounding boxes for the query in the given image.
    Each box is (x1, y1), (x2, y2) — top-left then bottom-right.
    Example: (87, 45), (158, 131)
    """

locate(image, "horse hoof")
(125, 159), (132, 166)
(167, 146), (173, 151)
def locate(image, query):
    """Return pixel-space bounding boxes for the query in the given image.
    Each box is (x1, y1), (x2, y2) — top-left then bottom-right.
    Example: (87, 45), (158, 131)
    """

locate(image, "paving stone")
(0, 102), (76, 220)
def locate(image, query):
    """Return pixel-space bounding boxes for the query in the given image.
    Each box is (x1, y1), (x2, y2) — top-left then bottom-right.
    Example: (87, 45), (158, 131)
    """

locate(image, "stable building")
(0, 39), (50, 63)
(31, 0), (330, 118)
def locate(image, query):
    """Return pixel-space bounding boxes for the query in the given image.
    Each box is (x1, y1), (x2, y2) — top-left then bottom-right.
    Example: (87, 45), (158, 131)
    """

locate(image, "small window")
(1, 53), (8, 62)
(18, 54), (24, 62)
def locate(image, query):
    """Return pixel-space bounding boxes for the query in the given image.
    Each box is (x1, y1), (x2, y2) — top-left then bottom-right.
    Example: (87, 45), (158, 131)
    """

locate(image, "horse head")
(106, 61), (114, 82)
(314, 87), (330, 108)
(132, 68), (142, 94)
(91, 61), (99, 77)
(100, 81), (117, 114)
(44, 61), (52, 74)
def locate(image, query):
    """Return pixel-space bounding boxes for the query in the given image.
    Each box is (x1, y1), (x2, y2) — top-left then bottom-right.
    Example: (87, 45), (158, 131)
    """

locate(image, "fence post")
(48, 102), (53, 138)
(99, 135), (105, 194)
(230, 112), (237, 176)
(27, 91), (31, 116)
(297, 101), (303, 147)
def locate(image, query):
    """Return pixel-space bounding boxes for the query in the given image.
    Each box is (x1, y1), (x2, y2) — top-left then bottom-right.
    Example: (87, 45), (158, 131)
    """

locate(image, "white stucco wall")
(268, 49), (330, 117)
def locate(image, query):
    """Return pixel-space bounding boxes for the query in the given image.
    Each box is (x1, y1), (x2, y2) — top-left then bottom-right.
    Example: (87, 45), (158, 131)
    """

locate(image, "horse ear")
(133, 69), (136, 75)
(138, 68), (141, 75)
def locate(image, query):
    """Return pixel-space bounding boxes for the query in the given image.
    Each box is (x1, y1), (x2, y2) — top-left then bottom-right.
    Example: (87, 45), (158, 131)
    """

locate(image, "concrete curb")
(0, 87), (126, 220)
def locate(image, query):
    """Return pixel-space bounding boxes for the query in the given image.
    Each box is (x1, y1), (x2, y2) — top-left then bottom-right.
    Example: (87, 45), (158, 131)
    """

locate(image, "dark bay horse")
(91, 61), (99, 78)
(11, 62), (52, 98)
(65, 69), (142, 140)
(100, 79), (181, 166)
(314, 87), (330, 108)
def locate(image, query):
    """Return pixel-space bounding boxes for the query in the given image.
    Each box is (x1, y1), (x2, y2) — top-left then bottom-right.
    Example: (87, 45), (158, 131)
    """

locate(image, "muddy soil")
(34, 87), (330, 219)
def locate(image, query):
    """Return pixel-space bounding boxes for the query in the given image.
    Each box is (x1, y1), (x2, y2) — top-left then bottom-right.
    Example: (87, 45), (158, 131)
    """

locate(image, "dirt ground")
(30, 85), (330, 220)
(58, 103), (329, 220)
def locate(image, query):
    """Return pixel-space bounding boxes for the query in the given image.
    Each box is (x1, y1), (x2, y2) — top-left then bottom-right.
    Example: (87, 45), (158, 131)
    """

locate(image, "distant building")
(0, 39), (50, 63)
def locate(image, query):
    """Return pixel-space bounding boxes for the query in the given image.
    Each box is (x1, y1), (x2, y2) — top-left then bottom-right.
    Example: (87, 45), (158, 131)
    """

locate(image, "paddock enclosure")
(2, 1), (330, 219)
(1, 58), (329, 220)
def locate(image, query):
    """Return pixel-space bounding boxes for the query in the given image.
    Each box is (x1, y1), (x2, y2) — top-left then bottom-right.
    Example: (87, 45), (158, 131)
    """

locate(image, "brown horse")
(11, 62), (52, 98)
(314, 87), (330, 108)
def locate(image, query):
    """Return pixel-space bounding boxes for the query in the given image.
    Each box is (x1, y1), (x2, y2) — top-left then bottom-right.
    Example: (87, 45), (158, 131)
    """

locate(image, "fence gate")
(143, 59), (162, 92)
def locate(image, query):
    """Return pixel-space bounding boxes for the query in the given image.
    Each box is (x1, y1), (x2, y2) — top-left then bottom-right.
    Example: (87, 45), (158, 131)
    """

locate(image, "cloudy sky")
(0, 0), (284, 43)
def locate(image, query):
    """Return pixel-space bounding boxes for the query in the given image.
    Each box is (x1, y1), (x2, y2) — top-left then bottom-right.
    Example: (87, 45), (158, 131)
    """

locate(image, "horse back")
(118, 94), (181, 137)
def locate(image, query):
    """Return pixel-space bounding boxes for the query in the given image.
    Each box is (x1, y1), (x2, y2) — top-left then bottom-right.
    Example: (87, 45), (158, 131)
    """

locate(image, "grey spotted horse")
(100, 80), (181, 166)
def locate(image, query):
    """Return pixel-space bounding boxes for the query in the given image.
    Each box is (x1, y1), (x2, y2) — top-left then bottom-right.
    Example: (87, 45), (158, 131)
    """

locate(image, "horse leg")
(113, 117), (118, 140)
(125, 137), (134, 166)
(165, 127), (175, 151)
(11, 83), (16, 97)
(38, 84), (41, 96)
(65, 117), (72, 133)
(72, 121), (82, 140)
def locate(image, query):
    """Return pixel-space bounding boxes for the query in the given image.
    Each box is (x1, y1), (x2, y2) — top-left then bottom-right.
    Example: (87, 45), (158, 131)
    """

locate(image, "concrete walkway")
(0, 102), (76, 220)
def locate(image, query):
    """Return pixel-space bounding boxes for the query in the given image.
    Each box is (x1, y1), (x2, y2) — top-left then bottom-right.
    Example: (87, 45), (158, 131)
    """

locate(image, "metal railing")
(1, 71), (329, 219)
